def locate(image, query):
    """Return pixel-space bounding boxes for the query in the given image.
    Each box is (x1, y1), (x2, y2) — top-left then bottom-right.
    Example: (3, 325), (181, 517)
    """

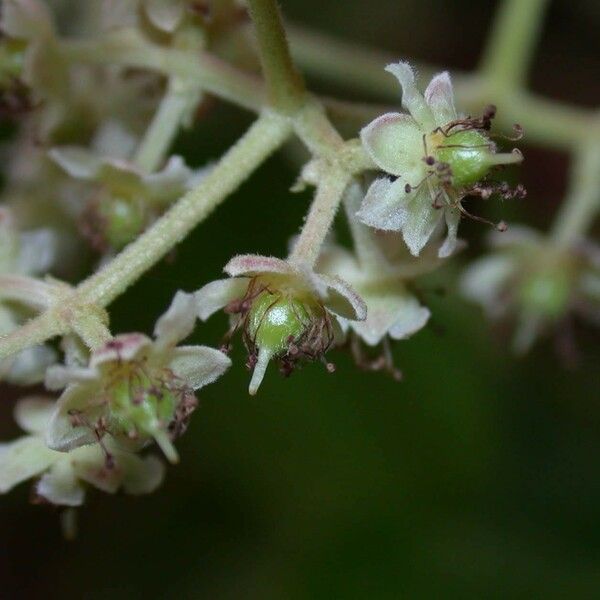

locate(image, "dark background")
(1, 0), (599, 598)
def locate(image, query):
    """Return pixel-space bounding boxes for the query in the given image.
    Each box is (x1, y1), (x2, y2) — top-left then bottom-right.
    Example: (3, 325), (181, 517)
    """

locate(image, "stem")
(77, 112), (291, 307)
(551, 139), (600, 246)
(134, 79), (199, 172)
(480, 0), (551, 90)
(0, 276), (57, 310)
(289, 169), (350, 267)
(246, 0), (306, 113)
(60, 31), (265, 112)
(70, 311), (112, 352)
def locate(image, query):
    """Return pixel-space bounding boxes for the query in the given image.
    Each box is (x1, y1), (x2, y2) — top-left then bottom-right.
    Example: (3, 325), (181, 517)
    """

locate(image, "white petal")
(438, 208), (461, 258)
(385, 62), (435, 131)
(360, 112), (424, 176)
(424, 72), (457, 126)
(154, 291), (197, 348)
(194, 278), (249, 320)
(402, 195), (443, 257)
(1, 0), (54, 40)
(71, 444), (122, 494)
(461, 255), (516, 316)
(45, 384), (103, 452)
(488, 224), (541, 248)
(17, 228), (58, 275)
(316, 274), (367, 321)
(357, 177), (413, 232)
(36, 461), (85, 506)
(14, 396), (55, 434)
(45, 364), (97, 391)
(90, 333), (152, 368)
(144, 0), (185, 32)
(224, 254), (293, 277)
(388, 302), (431, 340)
(5, 344), (57, 386)
(143, 155), (193, 205)
(169, 345), (231, 390)
(118, 452), (165, 495)
(0, 436), (55, 493)
(48, 147), (103, 180)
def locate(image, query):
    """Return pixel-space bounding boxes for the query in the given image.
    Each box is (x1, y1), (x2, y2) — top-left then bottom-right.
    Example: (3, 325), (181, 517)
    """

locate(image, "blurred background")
(1, 0), (599, 597)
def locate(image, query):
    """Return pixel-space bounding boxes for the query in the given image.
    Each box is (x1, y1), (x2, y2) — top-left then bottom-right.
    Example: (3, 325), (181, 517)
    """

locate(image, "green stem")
(246, 0), (306, 113)
(551, 139), (600, 246)
(289, 169), (350, 267)
(134, 79), (199, 172)
(480, 0), (551, 90)
(70, 311), (112, 352)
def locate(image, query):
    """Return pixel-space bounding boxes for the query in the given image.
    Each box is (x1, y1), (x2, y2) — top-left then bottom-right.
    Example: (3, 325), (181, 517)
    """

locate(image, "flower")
(357, 62), (523, 258)
(195, 254), (367, 394)
(45, 291), (231, 463)
(461, 226), (600, 353)
(0, 397), (165, 506)
(0, 207), (58, 384)
(102, 0), (188, 34)
(49, 146), (209, 250)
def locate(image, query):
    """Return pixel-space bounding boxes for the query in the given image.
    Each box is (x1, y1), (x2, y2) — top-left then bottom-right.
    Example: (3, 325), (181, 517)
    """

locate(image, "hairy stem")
(246, 0), (306, 113)
(551, 138), (600, 246)
(289, 169), (350, 267)
(70, 311), (112, 352)
(480, 0), (551, 90)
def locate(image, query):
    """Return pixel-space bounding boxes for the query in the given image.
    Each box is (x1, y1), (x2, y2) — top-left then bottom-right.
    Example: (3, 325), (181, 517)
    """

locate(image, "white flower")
(317, 243), (432, 348)
(358, 62), (522, 258)
(102, 0), (187, 34)
(0, 207), (58, 384)
(195, 254), (367, 394)
(461, 226), (600, 353)
(45, 291), (231, 463)
(49, 146), (209, 250)
(0, 397), (164, 506)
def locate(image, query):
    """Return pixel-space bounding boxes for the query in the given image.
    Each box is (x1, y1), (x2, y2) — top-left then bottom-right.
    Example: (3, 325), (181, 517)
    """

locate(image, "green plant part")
(518, 266), (573, 319)
(97, 196), (146, 251)
(0, 38), (26, 85)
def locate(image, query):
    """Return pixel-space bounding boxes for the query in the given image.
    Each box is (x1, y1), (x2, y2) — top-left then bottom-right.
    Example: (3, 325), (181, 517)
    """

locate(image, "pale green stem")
(480, 0), (551, 90)
(246, 0), (306, 113)
(0, 276), (57, 310)
(551, 138), (600, 247)
(60, 31), (265, 112)
(69, 308), (112, 352)
(134, 79), (199, 172)
(0, 113), (291, 360)
(289, 169), (351, 267)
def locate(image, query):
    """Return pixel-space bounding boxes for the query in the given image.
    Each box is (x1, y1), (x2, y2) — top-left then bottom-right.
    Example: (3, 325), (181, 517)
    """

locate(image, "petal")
(71, 443), (122, 494)
(194, 278), (249, 320)
(45, 384), (104, 452)
(438, 207), (461, 258)
(316, 274), (367, 321)
(357, 177), (413, 232)
(17, 228), (58, 275)
(224, 254), (293, 278)
(144, 0), (185, 32)
(0, 436), (55, 493)
(90, 333), (152, 368)
(48, 147), (103, 180)
(461, 255), (516, 316)
(360, 113), (424, 176)
(5, 344), (57, 386)
(36, 461), (85, 506)
(14, 396), (55, 434)
(169, 345), (231, 390)
(143, 156), (193, 205)
(385, 62), (435, 131)
(424, 72), (457, 126)
(350, 283), (429, 345)
(117, 452), (165, 495)
(45, 364), (97, 391)
(154, 291), (197, 349)
(402, 194), (443, 257)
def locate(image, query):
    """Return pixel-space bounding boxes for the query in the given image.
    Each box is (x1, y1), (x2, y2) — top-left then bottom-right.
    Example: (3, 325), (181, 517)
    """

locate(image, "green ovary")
(518, 268), (572, 319)
(247, 291), (311, 356)
(435, 130), (493, 188)
(100, 197), (145, 250)
(0, 39), (26, 86)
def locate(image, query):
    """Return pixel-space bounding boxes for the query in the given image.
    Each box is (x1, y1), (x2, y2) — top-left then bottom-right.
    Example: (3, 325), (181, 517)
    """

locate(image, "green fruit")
(435, 130), (493, 188)
(519, 269), (571, 318)
(247, 292), (310, 356)
(100, 197), (145, 250)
